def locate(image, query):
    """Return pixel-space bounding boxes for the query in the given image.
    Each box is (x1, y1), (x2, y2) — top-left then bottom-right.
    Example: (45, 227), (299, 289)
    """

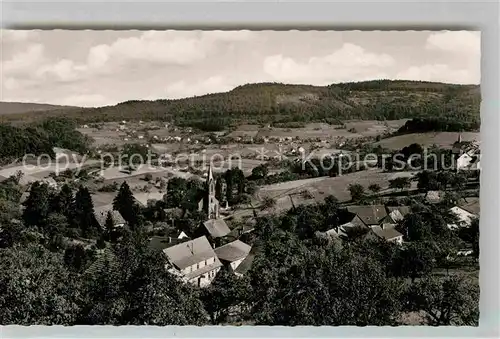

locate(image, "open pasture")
(375, 132), (480, 150)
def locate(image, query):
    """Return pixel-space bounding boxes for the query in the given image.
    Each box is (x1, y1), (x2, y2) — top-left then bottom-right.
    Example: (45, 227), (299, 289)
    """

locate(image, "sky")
(0, 30), (480, 107)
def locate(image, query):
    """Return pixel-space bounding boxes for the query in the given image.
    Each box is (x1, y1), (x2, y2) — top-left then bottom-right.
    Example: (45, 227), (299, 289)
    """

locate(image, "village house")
(163, 236), (223, 288)
(447, 205), (477, 229)
(214, 240), (252, 272)
(93, 204), (126, 228)
(383, 206), (411, 223)
(233, 246), (258, 277)
(202, 219), (231, 239)
(370, 223), (404, 245)
(346, 205), (388, 227)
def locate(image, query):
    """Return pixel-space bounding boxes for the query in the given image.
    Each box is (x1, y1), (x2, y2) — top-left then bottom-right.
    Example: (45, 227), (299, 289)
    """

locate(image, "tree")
(0, 244), (80, 324)
(56, 184), (75, 219)
(261, 196), (277, 211)
(144, 173), (153, 182)
(22, 181), (50, 227)
(397, 213), (432, 241)
(392, 242), (436, 282)
(251, 164), (269, 179)
(105, 211), (115, 234)
(75, 186), (100, 238)
(113, 182), (140, 228)
(64, 244), (90, 272)
(44, 212), (69, 238)
(368, 183), (381, 195)
(246, 181), (258, 195)
(415, 170), (440, 194)
(215, 177), (225, 202)
(165, 177), (187, 208)
(451, 172), (468, 192)
(348, 183), (365, 202)
(250, 236), (404, 326)
(389, 177), (411, 193)
(437, 171), (454, 190)
(406, 275), (479, 325)
(201, 266), (251, 324)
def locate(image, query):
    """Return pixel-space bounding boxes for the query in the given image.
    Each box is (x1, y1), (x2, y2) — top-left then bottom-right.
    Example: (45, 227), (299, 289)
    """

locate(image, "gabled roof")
(149, 235), (188, 252)
(234, 246), (259, 276)
(386, 205), (411, 217)
(215, 240), (251, 263)
(164, 236), (220, 270)
(371, 225), (403, 241)
(203, 218), (231, 238)
(93, 204), (126, 227)
(346, 205), (388, 225)
(459, 199), (480, 216)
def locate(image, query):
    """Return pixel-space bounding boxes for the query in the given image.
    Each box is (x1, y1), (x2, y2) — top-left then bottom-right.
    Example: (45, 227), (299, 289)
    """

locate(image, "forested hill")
(1, 80), (480, 130)
(0, 102), (78, 115)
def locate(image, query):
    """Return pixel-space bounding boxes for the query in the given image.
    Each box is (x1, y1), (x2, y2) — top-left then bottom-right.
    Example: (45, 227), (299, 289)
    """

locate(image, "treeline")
(398, 118), (480, 133)
(1, 81), (480, 130)
(0, 118), (91, 163)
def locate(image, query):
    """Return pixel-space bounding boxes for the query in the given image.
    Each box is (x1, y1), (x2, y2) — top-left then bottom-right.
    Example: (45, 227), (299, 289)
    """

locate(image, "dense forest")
(1, 80), (480, 131)
(0, 118), (91, 164)
(398, 117), (480, 133)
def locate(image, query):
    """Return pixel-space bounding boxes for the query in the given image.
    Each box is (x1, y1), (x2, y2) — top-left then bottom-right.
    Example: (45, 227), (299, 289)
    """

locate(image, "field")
(375, 132), (481, 150)
(254, 168), (419, 214)
(232, 120), (408, 141)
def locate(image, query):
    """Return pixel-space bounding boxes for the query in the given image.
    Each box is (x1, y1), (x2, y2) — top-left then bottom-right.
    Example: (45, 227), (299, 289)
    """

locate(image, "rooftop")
(93, 205), (126, 227)
(459, 199), (480, 216)
(386, 205), (411, 217)
(149, 235), (189, 252)
(346, 205), (388, 225)
(215, 240), (252, 263)
(371, 225), (403, 241)
(234, 246), (258, 276)
(203, 218), (231, 238)
(163, 236), (220, 270)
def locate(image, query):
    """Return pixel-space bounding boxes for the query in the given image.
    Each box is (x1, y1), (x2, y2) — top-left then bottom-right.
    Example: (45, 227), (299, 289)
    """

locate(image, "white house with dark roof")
(163, 236), (222, 287)
(214, 240), (251, 271)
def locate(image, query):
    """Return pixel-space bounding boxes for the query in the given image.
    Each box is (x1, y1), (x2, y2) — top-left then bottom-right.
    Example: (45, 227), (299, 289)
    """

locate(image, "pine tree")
(105, 211), (115, 234)
(75, 186), (99, 238)
(22, 181), (50, 227)
(113, 182), (140, 228)
(58, 184), (75, 219)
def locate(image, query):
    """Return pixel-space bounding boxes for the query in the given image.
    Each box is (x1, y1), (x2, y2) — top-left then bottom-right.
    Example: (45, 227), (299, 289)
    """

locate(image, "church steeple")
(205, 164), (219, 219)
(207, 164), (214, 184)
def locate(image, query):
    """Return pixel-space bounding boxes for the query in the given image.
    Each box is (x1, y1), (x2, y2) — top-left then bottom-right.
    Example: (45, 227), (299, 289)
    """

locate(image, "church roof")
(203, 218), (231, 238)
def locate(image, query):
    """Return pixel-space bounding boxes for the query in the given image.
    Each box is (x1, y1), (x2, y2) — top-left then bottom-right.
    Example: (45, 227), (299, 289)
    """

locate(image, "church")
(198, 165), (230, 240)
